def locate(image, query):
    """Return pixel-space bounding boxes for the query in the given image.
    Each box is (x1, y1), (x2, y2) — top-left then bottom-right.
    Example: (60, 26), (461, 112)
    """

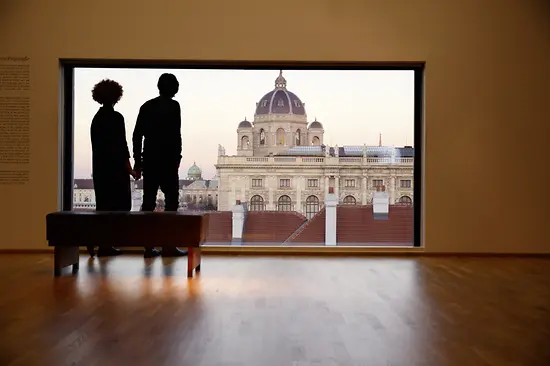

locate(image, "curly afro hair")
(91, 79), (124, 106)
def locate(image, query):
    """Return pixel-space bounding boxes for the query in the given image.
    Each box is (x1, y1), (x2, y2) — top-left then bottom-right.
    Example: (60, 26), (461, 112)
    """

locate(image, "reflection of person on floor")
(132, 73), (188, 258)
(88, 79), (137, 258)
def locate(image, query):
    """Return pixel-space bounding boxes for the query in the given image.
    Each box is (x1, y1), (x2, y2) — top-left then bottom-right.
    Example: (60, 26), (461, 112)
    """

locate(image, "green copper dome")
(187, 162), (202, 180)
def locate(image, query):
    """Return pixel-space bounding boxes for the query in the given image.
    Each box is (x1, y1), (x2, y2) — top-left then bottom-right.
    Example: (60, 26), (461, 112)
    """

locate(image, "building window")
(252, 179), (263, 187)
(398, 196), (413, 206)
(277, 99), (284, 107)
(278, 195), (292, 211)
(307, 179), (319, 188)
(276, 128), (285, 145)
(311, 136), (320, 146)
(372, 179), (383, 187)
(261, 100), (268, 107)
(400, 179), (412, 188)
(344, 179), (356, 188)
(293, 100), (301, 107)
(343, 195), (356, 205)
(305, 195), (320, 220)
(295, 129), (301, 146)
(259, 129), (266, 145)
(250, 195), (265, 211)
(280, 179), (291, 188)
(241, 136), (250, 149)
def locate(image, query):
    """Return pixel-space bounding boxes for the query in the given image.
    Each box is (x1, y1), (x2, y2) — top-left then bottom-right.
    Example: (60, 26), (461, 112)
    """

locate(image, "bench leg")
(54, 246), (80, 277)
(187, 248), (201, 277)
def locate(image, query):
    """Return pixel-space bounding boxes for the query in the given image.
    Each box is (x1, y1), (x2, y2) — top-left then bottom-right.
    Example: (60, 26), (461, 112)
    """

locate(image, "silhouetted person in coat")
(89, 79), (137, 257)
(132, 73), (187, 258)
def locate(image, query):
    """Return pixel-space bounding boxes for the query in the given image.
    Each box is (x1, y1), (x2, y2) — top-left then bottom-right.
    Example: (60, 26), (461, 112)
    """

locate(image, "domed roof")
(308, 118), (323, 129)
(187, 162), (202, 179)
(238, 117), (252, 128)
(255, 71), (306, 116)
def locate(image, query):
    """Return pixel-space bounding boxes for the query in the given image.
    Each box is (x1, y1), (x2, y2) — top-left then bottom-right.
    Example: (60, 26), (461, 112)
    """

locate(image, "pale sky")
(74, 68), (415, 179)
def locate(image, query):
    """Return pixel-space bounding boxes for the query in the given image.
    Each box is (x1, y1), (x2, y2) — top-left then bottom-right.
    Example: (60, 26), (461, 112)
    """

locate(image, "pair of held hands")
(130, 166), (142, 181)
(128, 161), (180, 181)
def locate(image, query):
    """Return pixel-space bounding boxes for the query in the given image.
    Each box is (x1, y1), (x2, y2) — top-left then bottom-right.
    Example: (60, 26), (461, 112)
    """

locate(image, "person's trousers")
(141, 163), (180, 212)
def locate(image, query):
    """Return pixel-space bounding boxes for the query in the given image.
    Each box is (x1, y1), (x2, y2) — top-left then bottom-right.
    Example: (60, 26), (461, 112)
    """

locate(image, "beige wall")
(0, 0), (548, 253)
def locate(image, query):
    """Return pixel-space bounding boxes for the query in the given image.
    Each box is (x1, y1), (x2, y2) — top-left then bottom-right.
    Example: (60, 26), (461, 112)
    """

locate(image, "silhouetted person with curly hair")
(89, 79), (137, 257)
(132, 73), (187, 258)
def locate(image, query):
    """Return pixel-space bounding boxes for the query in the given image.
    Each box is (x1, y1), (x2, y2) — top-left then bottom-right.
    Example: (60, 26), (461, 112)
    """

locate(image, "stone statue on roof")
(334, 144), (339, 157)
(362, 143), (367, 158)
(218, 144), (226, 157)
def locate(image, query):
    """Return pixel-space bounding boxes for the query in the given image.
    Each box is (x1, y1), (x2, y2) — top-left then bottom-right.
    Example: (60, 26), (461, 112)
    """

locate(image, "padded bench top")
(46, 211), (209, 247)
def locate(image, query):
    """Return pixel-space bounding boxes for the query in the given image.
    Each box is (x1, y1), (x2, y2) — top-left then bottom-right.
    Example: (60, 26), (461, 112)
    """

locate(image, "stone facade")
(216, 71), (414, 218)
(215, 155), (414, 218)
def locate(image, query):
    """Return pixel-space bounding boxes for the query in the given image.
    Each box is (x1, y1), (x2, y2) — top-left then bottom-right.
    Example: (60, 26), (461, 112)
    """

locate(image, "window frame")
(60, 60), (424, 248)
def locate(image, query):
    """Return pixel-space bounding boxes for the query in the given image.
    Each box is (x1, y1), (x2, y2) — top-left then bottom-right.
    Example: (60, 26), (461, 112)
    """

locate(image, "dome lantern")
(274, 70), (287, 89)
(187, 162), (202, 180)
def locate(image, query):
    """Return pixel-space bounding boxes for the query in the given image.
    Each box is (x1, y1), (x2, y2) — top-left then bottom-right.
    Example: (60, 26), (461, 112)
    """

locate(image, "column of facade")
(296, 177), (302, 213)
(268, 176), (275, 210)
(362, 176), (368, 205)
(230, 180), (236, 210)
(335, 176), (340, 202)
(286, 129), (292, 147)
(325, 176), (330, 197)
(389, 176), (396, 204)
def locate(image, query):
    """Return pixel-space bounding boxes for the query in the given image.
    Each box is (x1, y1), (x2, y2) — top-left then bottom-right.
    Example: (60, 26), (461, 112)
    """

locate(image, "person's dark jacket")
(132, 96), (182, 166)
(91, 106), (131, 178)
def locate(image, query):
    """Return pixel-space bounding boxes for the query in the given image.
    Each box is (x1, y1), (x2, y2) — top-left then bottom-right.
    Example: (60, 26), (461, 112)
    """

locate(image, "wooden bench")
(46, 211), (209, 277)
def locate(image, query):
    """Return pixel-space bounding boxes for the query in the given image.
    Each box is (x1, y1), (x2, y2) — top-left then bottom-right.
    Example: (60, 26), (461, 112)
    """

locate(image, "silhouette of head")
(91, 79), (123, 106)
(157, 73), (179, 98)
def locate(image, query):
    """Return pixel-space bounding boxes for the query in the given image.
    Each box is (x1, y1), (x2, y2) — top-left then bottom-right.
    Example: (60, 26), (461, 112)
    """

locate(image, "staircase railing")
(281, 206), (326, 245)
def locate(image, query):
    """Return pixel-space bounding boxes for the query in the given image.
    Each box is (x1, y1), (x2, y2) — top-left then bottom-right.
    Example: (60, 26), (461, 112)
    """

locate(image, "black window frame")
(60, 60), (424, 247)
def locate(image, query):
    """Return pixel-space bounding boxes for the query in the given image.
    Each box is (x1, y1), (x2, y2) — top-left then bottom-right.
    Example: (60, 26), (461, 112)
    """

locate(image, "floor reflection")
(2, 254), (549, 365)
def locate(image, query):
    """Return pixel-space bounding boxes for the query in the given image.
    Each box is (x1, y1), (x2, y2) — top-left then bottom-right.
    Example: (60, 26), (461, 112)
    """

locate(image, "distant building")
(215, 71), (414, 218)
(73, 163), (218, 211)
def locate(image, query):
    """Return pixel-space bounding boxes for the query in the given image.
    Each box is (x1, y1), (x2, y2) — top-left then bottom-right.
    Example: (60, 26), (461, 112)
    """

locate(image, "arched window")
(241, 136), (250, 149)
(278, 195), (292, 211)
(259, 129), (266, 145)
(250, 195), (265, 211)
(305, 195), (320, 219)
(295, 129), (301, 146)
(343, 195), (356, 205)
(276, 128), (285, 145)
(311, 136), (320, 146)
(277, 99), (284, 107)
(398, 196), (412, 206)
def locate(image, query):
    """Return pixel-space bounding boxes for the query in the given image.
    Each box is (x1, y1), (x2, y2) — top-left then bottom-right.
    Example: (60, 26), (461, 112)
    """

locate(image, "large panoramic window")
(65, 63), (423, 248)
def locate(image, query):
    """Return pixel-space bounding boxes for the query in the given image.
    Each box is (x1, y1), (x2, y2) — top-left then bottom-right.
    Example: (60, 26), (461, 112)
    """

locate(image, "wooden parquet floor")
(0, 254), (549, 366)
